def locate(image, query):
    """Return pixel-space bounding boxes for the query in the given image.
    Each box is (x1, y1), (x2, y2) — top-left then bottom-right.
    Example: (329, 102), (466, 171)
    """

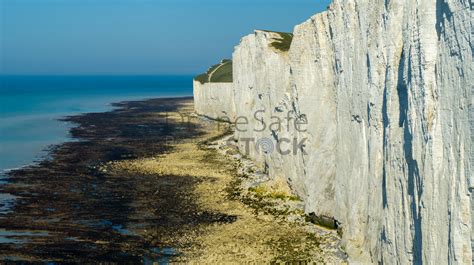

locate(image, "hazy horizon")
(1, 0), (331, 76)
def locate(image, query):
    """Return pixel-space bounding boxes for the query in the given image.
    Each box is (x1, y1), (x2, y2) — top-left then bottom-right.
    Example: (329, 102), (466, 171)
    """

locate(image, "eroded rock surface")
(194, 0), (472, 263)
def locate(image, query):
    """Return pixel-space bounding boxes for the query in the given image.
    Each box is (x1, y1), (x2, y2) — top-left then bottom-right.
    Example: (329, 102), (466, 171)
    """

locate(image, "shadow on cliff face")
(394, 48), (423, 263)
(0, 97), (235, 263)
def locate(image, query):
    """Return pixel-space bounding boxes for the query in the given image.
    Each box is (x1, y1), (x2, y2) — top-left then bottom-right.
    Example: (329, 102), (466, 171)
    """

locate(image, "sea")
(0, 75), (193, 174)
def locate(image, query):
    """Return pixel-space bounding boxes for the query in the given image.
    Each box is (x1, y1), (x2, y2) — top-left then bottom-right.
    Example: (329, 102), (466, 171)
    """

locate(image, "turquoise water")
(0, 75), (193, 172)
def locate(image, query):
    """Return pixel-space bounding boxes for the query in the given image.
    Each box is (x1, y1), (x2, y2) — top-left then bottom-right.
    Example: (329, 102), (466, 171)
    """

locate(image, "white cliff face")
(232, 30), (310, 194)
(288, 0), (472, 263)
(193, 80), (235, 121)
(194, 0), (472, 263)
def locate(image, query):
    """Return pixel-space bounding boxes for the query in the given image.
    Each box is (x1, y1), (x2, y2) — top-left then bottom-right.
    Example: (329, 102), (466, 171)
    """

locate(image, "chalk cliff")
(194, 0), (472, 263)
(193, 80), (235, 120)
(194, 59), (235, 120)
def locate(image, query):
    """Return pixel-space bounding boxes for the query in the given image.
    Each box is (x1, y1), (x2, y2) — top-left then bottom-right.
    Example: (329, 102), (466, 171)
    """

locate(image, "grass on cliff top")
(195, 59), (233, 84)
(262, 30), (293, 52)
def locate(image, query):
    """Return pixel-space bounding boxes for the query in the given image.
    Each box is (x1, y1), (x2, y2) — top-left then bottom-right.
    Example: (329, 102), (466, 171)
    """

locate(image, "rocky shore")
(0, 97), (344, 263)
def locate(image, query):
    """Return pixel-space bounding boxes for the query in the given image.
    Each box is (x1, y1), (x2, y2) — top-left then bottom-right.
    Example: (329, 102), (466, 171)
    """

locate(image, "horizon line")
(0, 73), (198, 77)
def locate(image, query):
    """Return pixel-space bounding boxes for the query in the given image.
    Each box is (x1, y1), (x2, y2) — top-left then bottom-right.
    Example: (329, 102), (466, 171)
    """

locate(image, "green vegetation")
(195, 59), (233, 84)
(260, 30), (294, 52)
(248, 185), (300, 201)
(269, 32), (293, 52)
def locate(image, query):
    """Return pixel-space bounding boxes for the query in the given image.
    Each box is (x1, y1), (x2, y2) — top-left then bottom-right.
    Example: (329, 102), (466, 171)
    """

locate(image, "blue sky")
(1, 0), (330, 75)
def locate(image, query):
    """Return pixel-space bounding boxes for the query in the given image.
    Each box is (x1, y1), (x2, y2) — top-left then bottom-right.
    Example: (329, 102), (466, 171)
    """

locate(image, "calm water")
(0, 75), (193, 172)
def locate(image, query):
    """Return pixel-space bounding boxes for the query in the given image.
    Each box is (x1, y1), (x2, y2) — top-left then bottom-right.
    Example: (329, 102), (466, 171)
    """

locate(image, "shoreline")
(0, 75), (194, 172)
(0, 96), (344, 263)
(0, 97), (197, 262)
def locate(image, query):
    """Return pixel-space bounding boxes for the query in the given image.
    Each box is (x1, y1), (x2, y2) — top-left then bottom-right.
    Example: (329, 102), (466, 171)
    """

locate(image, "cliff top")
(195, 59), (233, 84)
(256, 30), (293, 52)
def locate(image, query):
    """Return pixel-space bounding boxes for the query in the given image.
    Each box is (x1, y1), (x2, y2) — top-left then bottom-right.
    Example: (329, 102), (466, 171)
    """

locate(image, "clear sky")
(0, 0), (330, 75)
